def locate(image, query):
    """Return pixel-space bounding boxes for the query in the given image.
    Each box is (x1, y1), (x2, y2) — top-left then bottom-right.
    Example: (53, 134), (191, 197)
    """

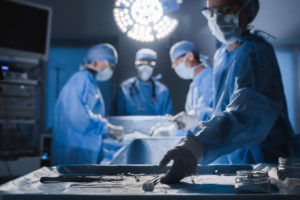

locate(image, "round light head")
(114, 0), (178, 42)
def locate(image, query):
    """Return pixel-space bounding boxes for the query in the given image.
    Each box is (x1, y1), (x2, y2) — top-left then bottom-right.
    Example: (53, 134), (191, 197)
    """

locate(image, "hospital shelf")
(0, 119), (37, 124)
(0, 79), (39, 86)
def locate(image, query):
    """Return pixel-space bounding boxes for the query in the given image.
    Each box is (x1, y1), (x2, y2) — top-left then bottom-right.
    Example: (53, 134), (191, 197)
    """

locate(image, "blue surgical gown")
(116, 77), (173, 115)
(51, 69), (108, 165)
(188, 33), (293, 165)
(185, 67), (213, 121)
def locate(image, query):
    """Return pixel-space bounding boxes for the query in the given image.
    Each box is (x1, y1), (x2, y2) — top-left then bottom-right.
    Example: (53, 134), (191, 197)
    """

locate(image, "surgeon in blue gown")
(159, 0), (294, 184)
(170, 41), (213, 125)
(52, 44), (125, 166)
(150, 42), (213, 136)
(116, 48), (173, 115)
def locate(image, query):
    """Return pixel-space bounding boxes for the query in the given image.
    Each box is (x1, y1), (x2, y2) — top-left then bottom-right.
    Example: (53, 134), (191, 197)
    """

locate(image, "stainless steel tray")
(0, 164), (299, 200)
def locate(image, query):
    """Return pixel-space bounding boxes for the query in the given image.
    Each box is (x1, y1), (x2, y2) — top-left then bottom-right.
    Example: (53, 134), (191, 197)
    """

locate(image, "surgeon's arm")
(68, 77), (108, 135)
(81, 86), (124, 141)
(191, 88), (281, 165)
(190, 49), (283, 165)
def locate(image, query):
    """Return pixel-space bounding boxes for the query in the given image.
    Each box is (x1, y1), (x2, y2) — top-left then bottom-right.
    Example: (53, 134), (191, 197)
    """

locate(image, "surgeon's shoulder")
(201, 66), (213, 81)
(58, 70), (91, 99)
(244, 33), (275, 57)
(72, 70), (95, 83)
(202, 66), (213, 75)
(154, 80), (170, 95)
(63, 70), (91, 90)
(120, 77), (135, 89)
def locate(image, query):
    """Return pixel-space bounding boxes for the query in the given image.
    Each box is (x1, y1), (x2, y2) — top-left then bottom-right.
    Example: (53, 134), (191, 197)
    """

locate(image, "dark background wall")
(22, 0), (216, 115)
(22, 0), (300, 128)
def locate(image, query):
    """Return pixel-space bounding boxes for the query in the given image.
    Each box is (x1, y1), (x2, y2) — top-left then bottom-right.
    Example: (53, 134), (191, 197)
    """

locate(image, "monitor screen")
(0, 0), (51, 58)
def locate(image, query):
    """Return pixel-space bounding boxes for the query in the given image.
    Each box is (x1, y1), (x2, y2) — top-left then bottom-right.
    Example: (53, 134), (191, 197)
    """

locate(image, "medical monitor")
(0, 0), (52, 61)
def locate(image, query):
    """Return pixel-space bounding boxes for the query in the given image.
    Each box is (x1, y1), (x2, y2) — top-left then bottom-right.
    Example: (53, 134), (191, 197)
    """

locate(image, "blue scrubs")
(188, 33), (293, 165)
(51, 70), (108, 165)
(185, 67), (213, 121)
(116, 77), (173, 115)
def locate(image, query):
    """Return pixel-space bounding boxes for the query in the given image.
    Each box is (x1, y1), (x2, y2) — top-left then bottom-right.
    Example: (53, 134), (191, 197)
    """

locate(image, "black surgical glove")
(159, 137), (204, 184)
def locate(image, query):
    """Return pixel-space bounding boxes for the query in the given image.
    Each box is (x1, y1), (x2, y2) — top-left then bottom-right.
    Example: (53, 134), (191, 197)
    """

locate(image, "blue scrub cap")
(169, 40), (199, 61)
(83, 43), (118, 65)
(135, 48), (157, 62)
(239, 0), (259, 23)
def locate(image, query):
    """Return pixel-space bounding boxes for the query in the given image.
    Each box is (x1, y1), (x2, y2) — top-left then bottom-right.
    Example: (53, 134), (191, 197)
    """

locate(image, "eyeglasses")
(171, 53), (189, 68)
(135, 60), (156, 67)
(202, 0), (239, 19)
(172, 58), (183, 68)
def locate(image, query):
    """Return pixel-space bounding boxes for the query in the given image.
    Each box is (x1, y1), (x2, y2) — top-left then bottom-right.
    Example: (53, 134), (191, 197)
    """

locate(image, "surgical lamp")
(113, 0), (181, 42)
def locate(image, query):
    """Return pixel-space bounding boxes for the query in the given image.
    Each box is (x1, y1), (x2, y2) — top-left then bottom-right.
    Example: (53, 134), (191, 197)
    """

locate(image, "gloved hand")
(107, 123), (124, 141)
(150, 124), (176, 137)
(149, 123), (163, 136)
(172, 111), (199, 130)
(159, 137), (204, 184)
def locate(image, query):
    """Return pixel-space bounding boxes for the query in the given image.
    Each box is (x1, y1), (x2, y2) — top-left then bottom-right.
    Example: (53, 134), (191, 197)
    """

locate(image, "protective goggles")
(88, 60), (116, 71)
(135, 60), (156, 67)
(202, 0), (240, 19)
(171, 54), (188, 68)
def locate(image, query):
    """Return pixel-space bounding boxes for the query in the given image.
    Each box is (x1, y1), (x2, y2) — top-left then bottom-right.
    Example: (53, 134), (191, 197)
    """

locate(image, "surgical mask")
(207, 12), (242, 44)
(136, 64), (154, 81)
(87, 61), (113, 81)
(204, 0), (250, 45)
(174, 55), (198, 80)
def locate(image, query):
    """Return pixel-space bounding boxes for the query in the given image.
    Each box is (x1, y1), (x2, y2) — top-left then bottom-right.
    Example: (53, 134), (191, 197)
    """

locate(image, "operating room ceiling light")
(114, 0), (178, 42)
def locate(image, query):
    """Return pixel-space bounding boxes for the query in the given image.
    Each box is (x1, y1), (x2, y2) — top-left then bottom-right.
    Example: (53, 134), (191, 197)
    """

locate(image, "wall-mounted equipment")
(0, 0), (52, 177)
(0, 0), (52, 62)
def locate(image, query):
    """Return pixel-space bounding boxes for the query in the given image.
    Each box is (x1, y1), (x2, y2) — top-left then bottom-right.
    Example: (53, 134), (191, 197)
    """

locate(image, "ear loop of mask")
(234, 0), (251, 26)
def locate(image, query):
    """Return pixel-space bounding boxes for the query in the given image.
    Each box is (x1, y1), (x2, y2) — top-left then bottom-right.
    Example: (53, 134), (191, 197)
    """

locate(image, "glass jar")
(278, 157), (300, 180)
(235, 170), (270, 194)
